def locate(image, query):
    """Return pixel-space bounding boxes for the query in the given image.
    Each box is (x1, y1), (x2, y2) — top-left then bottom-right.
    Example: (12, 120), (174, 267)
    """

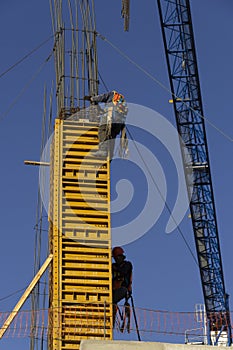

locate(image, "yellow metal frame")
(49, 118), (113, 350)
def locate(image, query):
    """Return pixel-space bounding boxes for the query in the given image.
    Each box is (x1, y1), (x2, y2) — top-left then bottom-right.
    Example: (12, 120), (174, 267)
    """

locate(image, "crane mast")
(157, 0), (231, 345)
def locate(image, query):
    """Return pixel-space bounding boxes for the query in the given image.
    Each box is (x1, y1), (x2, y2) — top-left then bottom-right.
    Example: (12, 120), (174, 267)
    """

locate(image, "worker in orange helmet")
(112, 246), (133, 324)
(84, 90), (128, 159)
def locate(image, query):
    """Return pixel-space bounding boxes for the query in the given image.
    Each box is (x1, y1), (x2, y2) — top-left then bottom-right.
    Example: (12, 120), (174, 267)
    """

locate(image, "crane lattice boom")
(157, 0), (231, 345)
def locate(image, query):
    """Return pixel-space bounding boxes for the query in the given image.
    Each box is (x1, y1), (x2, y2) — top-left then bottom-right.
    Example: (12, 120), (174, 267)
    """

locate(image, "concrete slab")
(80, 340), (227, 350)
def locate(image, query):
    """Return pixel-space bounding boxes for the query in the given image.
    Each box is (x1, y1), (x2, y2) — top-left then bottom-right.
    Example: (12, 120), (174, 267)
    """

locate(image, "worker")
(84, 90), (128, 159)
(112, 246), (133, 324)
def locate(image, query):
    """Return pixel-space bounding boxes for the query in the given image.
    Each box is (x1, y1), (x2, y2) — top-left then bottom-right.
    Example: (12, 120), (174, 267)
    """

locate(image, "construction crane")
(2, 0), (231, 348)
(157, 0), (232, 346)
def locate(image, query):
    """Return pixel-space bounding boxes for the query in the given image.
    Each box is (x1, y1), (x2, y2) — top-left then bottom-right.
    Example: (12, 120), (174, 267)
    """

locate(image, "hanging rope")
(96, 32), (233, 143)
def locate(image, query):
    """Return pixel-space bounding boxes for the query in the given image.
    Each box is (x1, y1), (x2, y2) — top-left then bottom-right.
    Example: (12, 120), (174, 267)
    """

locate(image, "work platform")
(49, 114), (113, 349)
(80, 340), (229, 350)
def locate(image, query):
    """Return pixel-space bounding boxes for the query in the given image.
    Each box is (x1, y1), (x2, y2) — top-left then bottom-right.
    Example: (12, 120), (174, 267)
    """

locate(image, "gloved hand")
(84, 95), (92, 101)
(126, 290), (132, 300)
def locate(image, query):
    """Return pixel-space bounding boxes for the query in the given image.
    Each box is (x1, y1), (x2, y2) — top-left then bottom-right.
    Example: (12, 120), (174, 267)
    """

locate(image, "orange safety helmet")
(112, 246), (125, 258)
(112, 91), (125, 106)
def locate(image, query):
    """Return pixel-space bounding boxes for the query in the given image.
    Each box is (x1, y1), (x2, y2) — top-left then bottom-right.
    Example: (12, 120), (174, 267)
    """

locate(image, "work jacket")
(91, 90), (128, 124)
(112, 260), (133, 291)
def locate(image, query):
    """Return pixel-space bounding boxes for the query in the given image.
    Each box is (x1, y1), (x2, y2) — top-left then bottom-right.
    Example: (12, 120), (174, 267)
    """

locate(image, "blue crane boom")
(156, 0), (231, 345)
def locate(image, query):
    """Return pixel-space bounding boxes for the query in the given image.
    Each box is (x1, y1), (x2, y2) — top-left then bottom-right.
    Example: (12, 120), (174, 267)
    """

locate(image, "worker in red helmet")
(112, 246), (133, 323)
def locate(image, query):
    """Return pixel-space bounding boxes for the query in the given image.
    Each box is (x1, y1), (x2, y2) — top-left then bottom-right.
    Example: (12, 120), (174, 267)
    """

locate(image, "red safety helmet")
(112, 246), (124, 258)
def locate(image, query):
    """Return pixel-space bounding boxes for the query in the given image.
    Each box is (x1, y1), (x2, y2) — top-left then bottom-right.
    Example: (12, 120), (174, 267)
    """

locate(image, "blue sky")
(0, 0), (233, 348)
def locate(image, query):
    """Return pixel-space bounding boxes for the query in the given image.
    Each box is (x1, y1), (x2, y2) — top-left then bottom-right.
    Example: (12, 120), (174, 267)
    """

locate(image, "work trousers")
(98, 122), (124, 159)
(113, 286), (128, 305)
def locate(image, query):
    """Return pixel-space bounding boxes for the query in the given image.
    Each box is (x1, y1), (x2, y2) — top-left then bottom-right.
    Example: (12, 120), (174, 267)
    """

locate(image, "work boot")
(93, 142), (108, 158)
(94, 149), (107, 158)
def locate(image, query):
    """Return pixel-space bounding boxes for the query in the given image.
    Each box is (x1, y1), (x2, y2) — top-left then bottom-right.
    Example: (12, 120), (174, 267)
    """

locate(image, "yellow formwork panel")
(49, 118), (113, 350)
